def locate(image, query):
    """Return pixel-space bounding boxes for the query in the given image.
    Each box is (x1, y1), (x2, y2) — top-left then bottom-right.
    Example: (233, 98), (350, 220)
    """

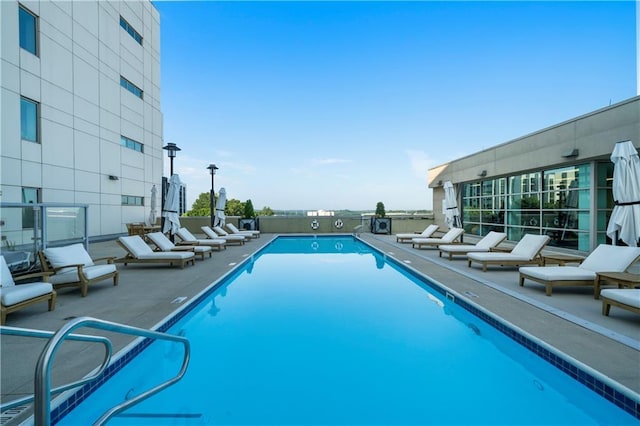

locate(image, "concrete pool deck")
(1, 233), (639, 424)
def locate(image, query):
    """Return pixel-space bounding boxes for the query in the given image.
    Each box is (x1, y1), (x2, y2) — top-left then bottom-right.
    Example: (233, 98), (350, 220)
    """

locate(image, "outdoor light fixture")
(437, 180), (443, 187)
(561, 148), (579, 158)
(478, 170), (487, 177)
(163, 142), (181, 175)
(108, 175), (119, 181)
(207, 164), (219, 227)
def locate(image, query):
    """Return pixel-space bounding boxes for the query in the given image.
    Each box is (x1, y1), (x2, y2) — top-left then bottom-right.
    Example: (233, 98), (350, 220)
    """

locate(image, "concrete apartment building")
(1, 0), (162, 245)
(429, 96), (640, 253)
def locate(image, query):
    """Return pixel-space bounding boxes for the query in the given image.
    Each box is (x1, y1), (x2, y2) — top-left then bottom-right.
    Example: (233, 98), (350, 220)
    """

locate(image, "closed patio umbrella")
(162, 174), (182, 236)
(214, 187), (227, 227)
(443, 181), (462, 229)
(606, 140), (640, 246)
(147, 184), (158, 226)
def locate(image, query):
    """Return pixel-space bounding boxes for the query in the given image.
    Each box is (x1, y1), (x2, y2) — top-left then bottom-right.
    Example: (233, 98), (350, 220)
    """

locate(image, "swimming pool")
(54, 236), (638, 425)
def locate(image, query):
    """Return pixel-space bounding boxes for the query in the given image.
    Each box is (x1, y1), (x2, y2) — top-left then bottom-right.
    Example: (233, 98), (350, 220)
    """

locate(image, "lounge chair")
(176, 227), (228, 249)
(412, 227), (464, 249)
(146, 232), (212, 260)
(1, 256), (56, 324)
(225, 223), (260, 238)
(601, 289), (640, 316)
(438, 231), (507, 260)
(38, 243), (119, 297)
(467, 234), (550, 272)
(396, 224), (439, 243)
(199, 226), (245, 245)
(519, 245), (640, 297)
(115, 235), (195, 268)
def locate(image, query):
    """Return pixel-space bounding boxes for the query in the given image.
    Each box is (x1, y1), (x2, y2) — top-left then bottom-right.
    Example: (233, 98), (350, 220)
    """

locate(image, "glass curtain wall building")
(461, 162), (612, 252)
(428, 96), (639, 254)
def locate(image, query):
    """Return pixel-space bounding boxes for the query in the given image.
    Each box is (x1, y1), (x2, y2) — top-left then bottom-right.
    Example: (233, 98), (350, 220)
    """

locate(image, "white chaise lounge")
(176, 228), (227, 250)
(438, 231), (507, 260)
(199, 226), (246, 245)
(467, 234), (550, 272)
(396, 224), (439, 243)
(601, 289), (640, 316)
(116, 235), (195, 268)
(412, 227), (464, 249)
(519, 245), (640, 297)
(147, 232), (212, 261)
(225, 223), (260, 238)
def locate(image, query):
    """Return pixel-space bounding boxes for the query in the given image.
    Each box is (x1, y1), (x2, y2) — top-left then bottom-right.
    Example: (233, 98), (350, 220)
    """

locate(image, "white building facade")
(1, 0), (163, 241)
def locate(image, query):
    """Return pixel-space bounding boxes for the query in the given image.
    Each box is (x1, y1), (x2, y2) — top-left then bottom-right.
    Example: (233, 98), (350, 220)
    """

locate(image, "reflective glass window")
(19, 6), (37, 55)
(20, 97), (38, 142)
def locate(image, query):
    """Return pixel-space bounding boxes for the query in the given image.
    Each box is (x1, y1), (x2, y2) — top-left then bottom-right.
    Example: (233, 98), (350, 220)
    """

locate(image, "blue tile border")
(51, 235), (640, 423)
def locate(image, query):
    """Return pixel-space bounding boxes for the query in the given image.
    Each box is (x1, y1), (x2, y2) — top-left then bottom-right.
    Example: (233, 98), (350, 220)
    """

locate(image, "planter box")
(239, 218), (259, 231)
(370, 217), (392, 234)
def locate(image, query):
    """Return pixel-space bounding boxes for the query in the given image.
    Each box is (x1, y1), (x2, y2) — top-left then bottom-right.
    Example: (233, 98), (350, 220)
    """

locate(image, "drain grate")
(1, 405), (30, 425)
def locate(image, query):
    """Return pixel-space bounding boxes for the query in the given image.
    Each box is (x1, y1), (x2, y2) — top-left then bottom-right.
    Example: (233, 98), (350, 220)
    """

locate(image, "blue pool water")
(57, 236), (638, 425)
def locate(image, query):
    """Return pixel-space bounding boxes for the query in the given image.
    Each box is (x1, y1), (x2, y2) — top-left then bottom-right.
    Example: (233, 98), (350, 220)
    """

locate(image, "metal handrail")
(0, 326), (112, 412)
(34, 316), (190, 426)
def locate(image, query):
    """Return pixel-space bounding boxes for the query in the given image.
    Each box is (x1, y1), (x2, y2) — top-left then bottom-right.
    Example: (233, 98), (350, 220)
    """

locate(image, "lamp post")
(207, 164), (219, 227)
(162, 142), (181, 241)
(163, 142), (181, 176)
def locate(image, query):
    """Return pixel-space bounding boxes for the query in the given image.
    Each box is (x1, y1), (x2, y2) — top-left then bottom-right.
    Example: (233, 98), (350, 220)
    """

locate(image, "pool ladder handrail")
(31, 316), (190, 426)
(0, 325), (113, 413)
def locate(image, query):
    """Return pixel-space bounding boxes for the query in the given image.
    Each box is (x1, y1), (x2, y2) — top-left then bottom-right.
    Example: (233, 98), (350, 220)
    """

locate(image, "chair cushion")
(201, 226), (218, 239)
(601, 289), (640, 309)
(510, 235), (550, 259)
(476, 232), (507, 249)
(1, 256), (16, 288)
(119, 236), (154, 256)
(136, 252), (194, 260)
(467, 252), (531, 262)
(1, 282), (53, 306)
(579, 245), (640, 273)
(44, 243), (94, 273)
(439, 245), (490, 254)
(193, 246), (212, 253)
(147, 232), (175, 251)
(213, 226), (230, 236)
(176, 228), (197, 241)
(519, 266), (596, 281)
(49, 264), (117, 285)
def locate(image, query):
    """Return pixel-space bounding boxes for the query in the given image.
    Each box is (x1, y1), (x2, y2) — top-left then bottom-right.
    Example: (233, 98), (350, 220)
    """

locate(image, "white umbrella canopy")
(214, 187), (227, 227)
(606, 140), (640, 246)
(147, 184), (158, 226)
(443, 181), (462, 229)
(162, 174), (182, 235)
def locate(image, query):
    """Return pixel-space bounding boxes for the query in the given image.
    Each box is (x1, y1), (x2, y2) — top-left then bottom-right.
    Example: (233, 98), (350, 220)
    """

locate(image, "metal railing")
(0, 326), (112, 413)
(1, 316), (190, 425)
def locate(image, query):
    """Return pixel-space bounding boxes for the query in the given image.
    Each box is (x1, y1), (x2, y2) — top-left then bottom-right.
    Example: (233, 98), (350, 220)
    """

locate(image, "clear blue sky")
(154, 1), (636, 212)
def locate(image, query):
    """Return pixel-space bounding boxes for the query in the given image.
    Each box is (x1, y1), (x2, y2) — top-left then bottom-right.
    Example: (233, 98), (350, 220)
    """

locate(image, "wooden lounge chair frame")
(114, 238), (195, 268)
(38, 250), (119, 297)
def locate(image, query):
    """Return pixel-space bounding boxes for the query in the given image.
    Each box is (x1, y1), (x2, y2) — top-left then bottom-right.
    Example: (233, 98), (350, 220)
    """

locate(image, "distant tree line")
(184, 192), (273, 217)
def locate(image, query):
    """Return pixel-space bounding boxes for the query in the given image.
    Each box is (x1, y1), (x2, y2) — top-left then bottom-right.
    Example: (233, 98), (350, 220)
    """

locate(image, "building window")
(119, 16), (143, 45)
(121, 135), (144, 153)
(19, 5), (37, 55)
(120, 76), (143, 99)
(22, 187), (40, 229)
(122, 195), (144, 206)
(461, 163), (592, 251)
(20, 97), (39, 142)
